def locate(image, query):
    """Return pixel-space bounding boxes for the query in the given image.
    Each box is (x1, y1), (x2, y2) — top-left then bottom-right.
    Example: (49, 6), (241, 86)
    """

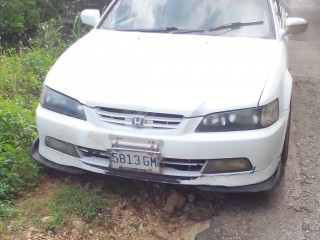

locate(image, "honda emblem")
(132, 116), (145, 127)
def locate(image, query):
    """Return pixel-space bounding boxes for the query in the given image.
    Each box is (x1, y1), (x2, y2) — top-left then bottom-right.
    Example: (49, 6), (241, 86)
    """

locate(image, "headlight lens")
(196, 99), (279, 132)
(40, 86), (86, 120)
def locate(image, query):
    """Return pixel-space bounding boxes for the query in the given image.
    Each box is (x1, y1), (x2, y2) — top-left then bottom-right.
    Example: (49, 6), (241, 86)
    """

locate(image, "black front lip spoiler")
(30, 137), (86, 175)
(30, 137), (281, 193)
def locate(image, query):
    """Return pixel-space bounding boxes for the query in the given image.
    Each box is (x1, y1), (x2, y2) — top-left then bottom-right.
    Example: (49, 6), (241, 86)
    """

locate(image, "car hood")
(45, 30), (279, 117)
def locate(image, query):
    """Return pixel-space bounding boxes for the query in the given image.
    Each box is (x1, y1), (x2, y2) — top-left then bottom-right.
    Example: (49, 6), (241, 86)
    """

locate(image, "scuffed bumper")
(31, 137), (281, 192)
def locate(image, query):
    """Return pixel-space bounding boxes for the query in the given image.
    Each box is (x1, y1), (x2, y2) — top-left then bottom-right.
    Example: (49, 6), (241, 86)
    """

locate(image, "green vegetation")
(49, 183), (106, 220)
(0, 38), (61, 205)
(0, 181), (110, 235)
(0, 201), (19, 220)
(0, 0), (110, 47)
(0, 0), (40, 45)
(26, 183), (109, 230)
(0, 0), (110, 220)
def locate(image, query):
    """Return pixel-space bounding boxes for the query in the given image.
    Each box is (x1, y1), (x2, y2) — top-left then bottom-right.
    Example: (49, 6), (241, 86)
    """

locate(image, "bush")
(0, 98), (36, 147)
(0, 98), (39, 200)
(0, 0), (112, 47)
(37, 0), (112, 43)
(0, 0), (40, 45)
(0, 47), (54, 200)
(0, 16), (67, 201)
(0, 143), (20, 200)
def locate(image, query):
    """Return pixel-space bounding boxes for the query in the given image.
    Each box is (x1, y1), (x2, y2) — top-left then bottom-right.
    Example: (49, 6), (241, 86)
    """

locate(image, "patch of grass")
(12, 182), (110, 231)
(48, 183), (108, 220)
(41, 212), (67, 229)
(25, 197), (51, 229)
(0, 201), (19, 221)
(3, 216), (25, 235)
(0, 48), (57, 101)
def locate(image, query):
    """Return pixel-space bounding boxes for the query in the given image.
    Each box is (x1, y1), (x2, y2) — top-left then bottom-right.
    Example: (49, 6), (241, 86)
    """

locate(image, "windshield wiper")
(173, 21), (264, 34)
(115, 27), (179, 32)
(208, 21), (264, 31)
(140, 27), (179, 32)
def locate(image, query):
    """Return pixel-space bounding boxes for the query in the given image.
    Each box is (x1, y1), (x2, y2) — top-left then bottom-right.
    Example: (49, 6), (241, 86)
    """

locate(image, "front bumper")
(30, 137), (282, 192)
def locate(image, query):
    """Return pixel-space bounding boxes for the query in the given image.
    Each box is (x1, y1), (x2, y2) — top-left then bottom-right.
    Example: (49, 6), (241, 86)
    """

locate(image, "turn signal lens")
(202, 158), (253, 174)
(45, 137), (80, 158)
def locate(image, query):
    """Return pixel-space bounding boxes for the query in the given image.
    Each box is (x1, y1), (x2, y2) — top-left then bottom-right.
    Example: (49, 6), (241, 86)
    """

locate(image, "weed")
(25, 197), (51, 229)
(0, 49), (57, 100)
(71, 13), (91, 41)
(7, 183), (111, 230)
(0, 201), (19, 220)
(42, 212), (67, 229)
(32, 19), (67, 51)
(47, 183), (108, 220)
(0, 99), (39, 200)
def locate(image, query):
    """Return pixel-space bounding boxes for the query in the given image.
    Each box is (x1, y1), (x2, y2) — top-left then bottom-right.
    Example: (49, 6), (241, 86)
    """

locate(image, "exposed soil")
(1, 171), (223, 240)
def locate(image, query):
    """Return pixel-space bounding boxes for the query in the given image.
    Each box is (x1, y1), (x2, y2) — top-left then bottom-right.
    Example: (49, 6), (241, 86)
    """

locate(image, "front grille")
(79, 147), (107, 159)
(96, 107), (184, 129)
(79, 146), (205, 172)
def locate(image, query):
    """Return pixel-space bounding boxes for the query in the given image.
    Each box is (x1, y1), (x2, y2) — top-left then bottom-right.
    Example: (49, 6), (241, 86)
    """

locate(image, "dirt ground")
(1, 171), (224, 240)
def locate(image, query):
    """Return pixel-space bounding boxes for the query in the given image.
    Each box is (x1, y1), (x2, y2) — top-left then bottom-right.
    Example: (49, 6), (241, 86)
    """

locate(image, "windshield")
(100, 0), (274, 38)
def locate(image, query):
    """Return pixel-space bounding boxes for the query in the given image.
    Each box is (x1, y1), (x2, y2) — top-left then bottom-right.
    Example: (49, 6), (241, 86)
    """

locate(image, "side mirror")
(285, 17), (308, 35)
(80, 9), (101, 26)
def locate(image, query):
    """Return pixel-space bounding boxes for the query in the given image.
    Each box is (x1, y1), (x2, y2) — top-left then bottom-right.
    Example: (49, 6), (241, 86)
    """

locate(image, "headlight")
(40, 86), (86, 120)
(196, 99), (279, 132)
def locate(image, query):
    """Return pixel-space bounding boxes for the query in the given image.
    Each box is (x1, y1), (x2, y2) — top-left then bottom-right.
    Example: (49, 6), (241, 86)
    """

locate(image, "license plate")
(109, 149), (161, 173)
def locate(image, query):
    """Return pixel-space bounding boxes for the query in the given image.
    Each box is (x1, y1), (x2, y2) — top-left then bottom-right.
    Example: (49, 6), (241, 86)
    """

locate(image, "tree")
(0, 0), (40, 45)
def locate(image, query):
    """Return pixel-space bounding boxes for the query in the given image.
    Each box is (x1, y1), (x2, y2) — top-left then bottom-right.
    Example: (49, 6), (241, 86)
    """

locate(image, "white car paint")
(31, 0), (308, 192)
(46, 31), (280, 116)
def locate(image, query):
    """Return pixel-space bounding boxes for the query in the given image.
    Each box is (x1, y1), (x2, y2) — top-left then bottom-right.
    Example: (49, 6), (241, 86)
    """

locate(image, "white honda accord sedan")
(31, 0), (307, 192)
